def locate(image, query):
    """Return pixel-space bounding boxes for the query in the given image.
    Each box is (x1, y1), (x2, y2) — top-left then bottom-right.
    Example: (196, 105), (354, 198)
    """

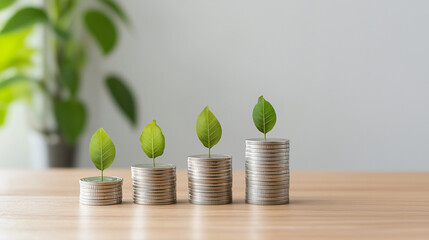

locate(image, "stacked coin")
(131, 163), (176, 205)
(188, 154), (232, 205)
(79, 176), (123, 206)
(245, 138), (290, 205)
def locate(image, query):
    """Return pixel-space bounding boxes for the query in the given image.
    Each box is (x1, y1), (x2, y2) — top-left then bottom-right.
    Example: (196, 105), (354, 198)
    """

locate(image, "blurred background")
(1, 0), (428, 171)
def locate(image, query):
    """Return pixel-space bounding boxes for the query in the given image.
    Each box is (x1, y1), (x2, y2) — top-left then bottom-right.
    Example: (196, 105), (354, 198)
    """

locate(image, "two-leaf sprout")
(196, 106), (222, 158)
(253, 96), (277, 140)
(89, 128), (116, 182)
(140, 120), (165, 167)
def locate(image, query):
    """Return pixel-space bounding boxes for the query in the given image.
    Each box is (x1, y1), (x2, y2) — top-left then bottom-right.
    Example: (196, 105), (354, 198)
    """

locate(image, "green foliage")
(0, 28), (34, 72)
(84, 10), (117, 55)
(0, 0), (15, 11)
(252, 96), (277, 140)
(54, 99), (87, 144)
(140, 120), (165, 167)
(105, 75), (137, 125)
(89, 128), (116, 181)
(0, 7), (48, 34)
(98, 0), (129, 24)
(0, 0), (135, 145)
(0, 76), (31, 127)
(196, 106), (222, 158)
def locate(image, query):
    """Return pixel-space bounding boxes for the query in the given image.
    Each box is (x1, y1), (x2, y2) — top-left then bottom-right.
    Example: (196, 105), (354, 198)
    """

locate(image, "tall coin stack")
(79, 176), (123, 206)
(245, 138), (290, 205)
(131, 163), (176, 205)
(188, 154), (232, 205)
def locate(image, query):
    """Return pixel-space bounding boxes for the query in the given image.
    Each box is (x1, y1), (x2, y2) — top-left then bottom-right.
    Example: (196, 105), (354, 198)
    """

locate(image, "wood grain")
(0, 169), (428, 240)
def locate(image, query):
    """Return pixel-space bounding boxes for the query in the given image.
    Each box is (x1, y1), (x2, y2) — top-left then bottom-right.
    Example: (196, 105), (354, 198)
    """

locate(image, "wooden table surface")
(0, 169), (428, 240)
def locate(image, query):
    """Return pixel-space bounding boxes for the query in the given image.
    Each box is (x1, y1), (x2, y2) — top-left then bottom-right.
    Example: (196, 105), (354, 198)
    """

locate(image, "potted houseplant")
(80, 128), (122, 206)
(245, 96), (290, 205)
(0, 0), (137, 168)
(132, 120), (176, 205)
(188, 106), (232, 205)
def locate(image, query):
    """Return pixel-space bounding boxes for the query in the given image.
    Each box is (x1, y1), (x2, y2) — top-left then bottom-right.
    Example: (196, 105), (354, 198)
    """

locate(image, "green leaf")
(59, 62), (79, 97)
(89, 128), (116, 180)
(140, 120), (165, 167)
(0, 75), (30, 91)
(0, 28), (34, 72)
(1, 7), (48, 35)
(196, 106), (222, 157)
(252, 96), (277, 140)
(0, 0), (15, 11)
(98, 0), (129, 24)
(54, 99), (86, 144)
(105, 75), (137, 125)
(0, 77), (32, 103)
(83, 10), (117, 55)
(0, 103), (9, 126)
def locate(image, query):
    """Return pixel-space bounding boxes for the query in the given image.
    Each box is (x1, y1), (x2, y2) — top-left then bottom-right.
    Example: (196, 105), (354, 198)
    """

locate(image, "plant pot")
(131, 163), (177, 205)
(187, 154), (232, 205)
(79, 176), (123, 206)
(29, 131), (77, 168)
(245, 138), (290, 205)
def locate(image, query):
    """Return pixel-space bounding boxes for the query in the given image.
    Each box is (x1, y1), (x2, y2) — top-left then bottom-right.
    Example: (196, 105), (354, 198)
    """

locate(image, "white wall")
(2, 0), (429, 170)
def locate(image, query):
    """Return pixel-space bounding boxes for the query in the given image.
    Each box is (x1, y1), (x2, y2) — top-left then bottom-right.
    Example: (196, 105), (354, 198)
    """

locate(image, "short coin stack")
(79, 176), (123, 206)
(131, 163), (176, 205)
(245, 138), (290, 205)
(188, 154), (232, 205)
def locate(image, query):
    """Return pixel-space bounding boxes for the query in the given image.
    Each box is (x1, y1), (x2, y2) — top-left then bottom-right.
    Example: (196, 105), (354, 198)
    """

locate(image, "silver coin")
(80, 176), (123, 184)
(79, 182), (122, 189)
(246, 138), (289, 144)
(187, 164), (232, 170)
(188, 176), (232, 182)
(188, 179), (232, 185)
(133, 190), (176, 196)
(189, 195), (232, 200)
(246, 148), (289, 153)
(132, 184), (176, 189)
(189, 199), (232, 205)
(189, 188), (232, 194)
(246, 160), (289, 165)
(188, 154), (231, 160)
(80, 191), (122, 197)
(132, 183), (175, 188)
(132, 163), (175, 169)
(246, 151), (289, 157)
(133, 196), (176, 201)
(187, 171), (232, 177)
(132, 170), (175, 175)
(132, 177), (176, 181)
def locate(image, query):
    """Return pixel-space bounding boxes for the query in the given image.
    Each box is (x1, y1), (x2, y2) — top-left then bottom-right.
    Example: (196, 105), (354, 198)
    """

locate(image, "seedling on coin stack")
(140, 120), (165, 167)
(79, 128), (123, 206)
(187, 106), (233, 205)
(132, 120), (176, 205)
(245, 96), (290, 205)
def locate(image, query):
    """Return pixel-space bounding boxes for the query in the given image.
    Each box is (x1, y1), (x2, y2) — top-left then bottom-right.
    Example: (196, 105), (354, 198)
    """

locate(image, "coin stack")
(79, 176), (123, 206)
(245, 138), (290, 205)
(131, 163), (176, 205)
(188, 154), (232, 205)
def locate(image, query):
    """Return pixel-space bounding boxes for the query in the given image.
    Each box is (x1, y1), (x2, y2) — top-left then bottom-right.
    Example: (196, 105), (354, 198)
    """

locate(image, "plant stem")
(264, 133), (266, 141)
(101, 170), (104, 182)
(153, 158), (155, 168)
(209, 148), (211, 158)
